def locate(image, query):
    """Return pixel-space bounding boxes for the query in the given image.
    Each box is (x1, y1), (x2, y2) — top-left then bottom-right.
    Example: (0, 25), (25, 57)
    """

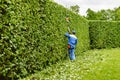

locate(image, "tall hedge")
(0, 0), (90, 79)
(0, 0), (46, 79)
(89, 20), (120, 49)
(45, 1), (90, 55)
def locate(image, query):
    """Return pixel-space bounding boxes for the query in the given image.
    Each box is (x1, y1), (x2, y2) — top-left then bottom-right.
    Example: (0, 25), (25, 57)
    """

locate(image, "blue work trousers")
(68, 48), (75, 60)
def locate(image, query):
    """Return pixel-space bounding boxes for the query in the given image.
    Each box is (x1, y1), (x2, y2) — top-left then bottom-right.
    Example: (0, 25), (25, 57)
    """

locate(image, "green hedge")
(0, 0), (90, 79)
(45, 1), (90, 55)
(89, 20), (120, 49)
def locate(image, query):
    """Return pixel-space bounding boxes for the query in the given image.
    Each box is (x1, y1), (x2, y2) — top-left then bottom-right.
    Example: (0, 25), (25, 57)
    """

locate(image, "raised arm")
(65, 32), (70, 38)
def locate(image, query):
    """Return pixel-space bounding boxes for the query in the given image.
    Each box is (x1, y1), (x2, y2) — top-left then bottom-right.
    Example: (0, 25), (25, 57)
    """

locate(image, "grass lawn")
(20, 48), (120, 80)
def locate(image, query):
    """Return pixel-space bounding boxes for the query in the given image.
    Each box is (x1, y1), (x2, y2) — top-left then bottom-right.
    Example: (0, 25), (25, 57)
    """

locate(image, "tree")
(86, 8), (115, 21)
(70, 5), (80, 14)
(114, 7), (120, 20)
(86, 8), (97, 20)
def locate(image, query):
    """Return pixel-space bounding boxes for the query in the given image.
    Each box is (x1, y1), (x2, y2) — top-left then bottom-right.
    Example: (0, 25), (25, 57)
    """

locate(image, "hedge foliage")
(0, 0), (47, 79)
(89, 20), (120, 49)
(45, 1), (90, 55)
(0, 0), (90, 79)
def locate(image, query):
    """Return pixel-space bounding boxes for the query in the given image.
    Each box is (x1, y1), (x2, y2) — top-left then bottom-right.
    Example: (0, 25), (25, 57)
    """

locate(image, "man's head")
(72, 30), (76, 34)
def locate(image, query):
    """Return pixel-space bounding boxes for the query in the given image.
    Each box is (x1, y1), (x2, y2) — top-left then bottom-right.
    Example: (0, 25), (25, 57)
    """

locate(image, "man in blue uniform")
(65, 30), (78, 61)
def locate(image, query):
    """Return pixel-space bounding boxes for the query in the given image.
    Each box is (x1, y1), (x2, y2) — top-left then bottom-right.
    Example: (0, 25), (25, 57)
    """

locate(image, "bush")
(89, 20), (120, 49)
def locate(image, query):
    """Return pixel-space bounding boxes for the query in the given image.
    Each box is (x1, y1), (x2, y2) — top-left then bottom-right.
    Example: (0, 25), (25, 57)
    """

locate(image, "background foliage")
(89, 20), (120, 49)
(0, 0), (90, 79)
(70, 5), (80, 14)
(86, 7), (120, 21)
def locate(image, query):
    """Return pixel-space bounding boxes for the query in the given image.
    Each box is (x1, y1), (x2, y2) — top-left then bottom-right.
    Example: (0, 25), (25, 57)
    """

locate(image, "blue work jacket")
(65, 33), (78, 49)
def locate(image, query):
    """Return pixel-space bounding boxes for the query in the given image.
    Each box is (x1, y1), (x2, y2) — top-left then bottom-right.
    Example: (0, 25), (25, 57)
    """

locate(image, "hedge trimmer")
(66, 16), (71, 33)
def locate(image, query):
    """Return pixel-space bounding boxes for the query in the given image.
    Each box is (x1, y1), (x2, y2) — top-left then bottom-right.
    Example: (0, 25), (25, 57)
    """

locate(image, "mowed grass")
(20, 48), (120, 80)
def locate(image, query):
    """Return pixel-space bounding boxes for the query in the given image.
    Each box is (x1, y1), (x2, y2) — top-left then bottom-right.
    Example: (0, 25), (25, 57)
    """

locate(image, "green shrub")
(0, 0), (46, 79)
(0, 0), (90, 79)
(89, 20), (120, 49)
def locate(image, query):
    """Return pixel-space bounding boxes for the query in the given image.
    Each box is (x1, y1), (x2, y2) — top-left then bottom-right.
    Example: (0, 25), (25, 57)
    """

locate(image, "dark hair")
(72, 30), (76, 34)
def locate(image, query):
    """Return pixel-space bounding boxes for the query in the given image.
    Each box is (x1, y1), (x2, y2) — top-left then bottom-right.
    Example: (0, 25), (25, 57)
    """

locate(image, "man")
(65, 30), (78, 61)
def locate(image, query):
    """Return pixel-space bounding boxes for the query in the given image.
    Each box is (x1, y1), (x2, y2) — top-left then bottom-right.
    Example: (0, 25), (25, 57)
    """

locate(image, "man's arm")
(65, 32), (70, 38)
